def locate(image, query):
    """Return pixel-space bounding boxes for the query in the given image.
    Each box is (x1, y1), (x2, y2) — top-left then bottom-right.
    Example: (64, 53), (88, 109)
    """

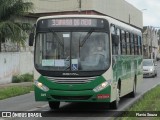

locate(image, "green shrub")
(21, 73), (33, 82)
(12, 73), (33, 83)
(12, 75), (22, 83)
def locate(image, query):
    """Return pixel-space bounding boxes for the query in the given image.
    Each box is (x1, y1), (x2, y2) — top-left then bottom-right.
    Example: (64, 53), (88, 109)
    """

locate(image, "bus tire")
(155, 73), (157, 77)
(110, 84), (120, 109)
(129, 79), (136, 98)
(48, 101), (60, 110)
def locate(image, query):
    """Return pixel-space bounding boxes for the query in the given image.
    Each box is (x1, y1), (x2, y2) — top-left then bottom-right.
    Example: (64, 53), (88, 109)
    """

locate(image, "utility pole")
(129, 14), (130, 24)
(78, 0), (81, 13)
(150, 27), (153, 59)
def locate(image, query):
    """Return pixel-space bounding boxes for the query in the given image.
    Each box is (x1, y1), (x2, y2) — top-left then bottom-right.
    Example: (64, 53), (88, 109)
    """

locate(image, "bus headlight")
(34, 81), (49, 92)
(93, 81), (111, 92)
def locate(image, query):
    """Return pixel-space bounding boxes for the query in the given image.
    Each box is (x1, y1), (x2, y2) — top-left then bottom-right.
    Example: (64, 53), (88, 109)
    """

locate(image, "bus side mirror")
(29, 33), (34, 46)
(112, 34), (119, 46)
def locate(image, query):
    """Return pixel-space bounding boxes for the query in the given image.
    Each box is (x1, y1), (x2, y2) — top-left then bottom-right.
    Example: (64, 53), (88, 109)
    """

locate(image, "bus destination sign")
(48, 18), (99, 27)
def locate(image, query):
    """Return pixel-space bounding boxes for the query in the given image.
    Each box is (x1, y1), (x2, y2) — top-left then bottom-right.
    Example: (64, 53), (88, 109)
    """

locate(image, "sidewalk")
(0, 82), (33, 88)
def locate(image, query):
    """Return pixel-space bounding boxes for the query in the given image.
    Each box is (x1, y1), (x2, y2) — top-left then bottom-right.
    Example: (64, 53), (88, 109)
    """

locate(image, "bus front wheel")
(48, 101), (60, 110)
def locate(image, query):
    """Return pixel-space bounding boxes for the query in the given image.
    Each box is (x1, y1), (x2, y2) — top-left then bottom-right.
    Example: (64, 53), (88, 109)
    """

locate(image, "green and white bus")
(29, 15), (143, 110)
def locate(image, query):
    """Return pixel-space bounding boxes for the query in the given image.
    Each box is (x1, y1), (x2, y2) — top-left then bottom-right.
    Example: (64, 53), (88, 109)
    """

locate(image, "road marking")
(27, 104), (48, 111)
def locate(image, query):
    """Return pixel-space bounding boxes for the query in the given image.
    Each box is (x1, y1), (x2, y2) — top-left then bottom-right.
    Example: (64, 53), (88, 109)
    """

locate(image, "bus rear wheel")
(129, 80), (136, 98)
(110, 85), (120, 109)
(48, 101), (60, 110)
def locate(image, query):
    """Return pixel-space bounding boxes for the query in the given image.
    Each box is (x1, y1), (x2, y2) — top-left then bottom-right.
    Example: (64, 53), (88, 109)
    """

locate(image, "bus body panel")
(112, 55), (143, 97)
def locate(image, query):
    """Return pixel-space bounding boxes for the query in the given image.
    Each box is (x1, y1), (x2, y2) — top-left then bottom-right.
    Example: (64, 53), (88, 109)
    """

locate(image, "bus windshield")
(35, 31), (110, 72)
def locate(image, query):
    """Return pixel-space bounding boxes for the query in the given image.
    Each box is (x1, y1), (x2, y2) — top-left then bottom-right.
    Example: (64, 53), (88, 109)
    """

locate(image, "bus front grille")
(51, 95), (92, 100)
(44, 76), (97, 84)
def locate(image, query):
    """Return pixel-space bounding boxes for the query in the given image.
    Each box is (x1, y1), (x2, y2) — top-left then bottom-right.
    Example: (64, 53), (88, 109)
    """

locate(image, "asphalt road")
(1, 62), (160, 120)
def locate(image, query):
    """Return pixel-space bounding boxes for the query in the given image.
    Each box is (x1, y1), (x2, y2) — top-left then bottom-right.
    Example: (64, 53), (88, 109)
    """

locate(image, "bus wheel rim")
(116, 88), (120, 105)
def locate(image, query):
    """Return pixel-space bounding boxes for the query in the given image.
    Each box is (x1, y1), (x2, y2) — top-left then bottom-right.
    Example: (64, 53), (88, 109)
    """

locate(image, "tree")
(0, 0), (33, 52)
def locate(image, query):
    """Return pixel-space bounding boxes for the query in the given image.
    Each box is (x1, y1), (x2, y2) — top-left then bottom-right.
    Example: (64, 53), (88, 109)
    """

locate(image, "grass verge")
(0, 85), (34, 100)
(116, 85), (160, 120)
(12, 73), (33, 83)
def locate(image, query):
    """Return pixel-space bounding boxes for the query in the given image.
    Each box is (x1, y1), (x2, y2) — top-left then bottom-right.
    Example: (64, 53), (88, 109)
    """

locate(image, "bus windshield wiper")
(80, 29), (94, 47)
(50, 29), (64, 47)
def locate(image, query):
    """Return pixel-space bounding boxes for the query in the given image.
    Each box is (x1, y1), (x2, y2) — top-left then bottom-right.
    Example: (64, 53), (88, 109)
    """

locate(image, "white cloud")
(125, 0), (160, 27)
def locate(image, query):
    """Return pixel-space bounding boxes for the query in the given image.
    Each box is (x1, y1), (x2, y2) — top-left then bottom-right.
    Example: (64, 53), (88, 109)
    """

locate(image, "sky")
(125, 0), (160, 27)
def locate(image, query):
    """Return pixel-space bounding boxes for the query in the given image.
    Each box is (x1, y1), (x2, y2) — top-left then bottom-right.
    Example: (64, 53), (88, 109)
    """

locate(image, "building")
(142, 26), (159, 59)
(2, 0), (143, 52)
(29, 0), (143, 29)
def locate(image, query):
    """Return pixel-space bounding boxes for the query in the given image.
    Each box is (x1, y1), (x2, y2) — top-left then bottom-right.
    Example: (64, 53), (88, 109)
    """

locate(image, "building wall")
(92, 0), (142, 28)
(31, 0), (142, 29)
(142, 26), (159, 59)
(0, 52), (34, 84)
(32, 0), (82, 13)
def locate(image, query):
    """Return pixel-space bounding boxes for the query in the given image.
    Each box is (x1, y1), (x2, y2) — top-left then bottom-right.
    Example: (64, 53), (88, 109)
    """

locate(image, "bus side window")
(111, 24), (117, 55)
(130, 34), (134, 55)
(116, 28), (121, 55)
(111, 24), (116, 34)
(134, 35), (138, 55)
(140, 36), (143, 55)
(138, 36), (142, 55)
(111, 25), (120, 55)
(126, 32), (130, 55)
(121, 30), (126, 55)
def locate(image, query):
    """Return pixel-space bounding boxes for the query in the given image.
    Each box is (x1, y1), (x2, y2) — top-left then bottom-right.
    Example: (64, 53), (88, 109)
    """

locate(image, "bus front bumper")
(34, 85), (111, 102)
